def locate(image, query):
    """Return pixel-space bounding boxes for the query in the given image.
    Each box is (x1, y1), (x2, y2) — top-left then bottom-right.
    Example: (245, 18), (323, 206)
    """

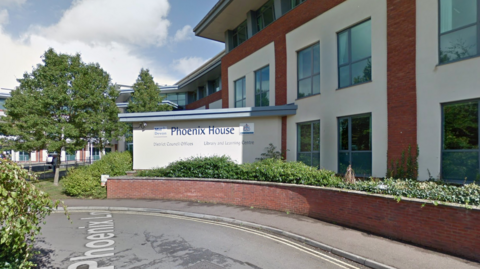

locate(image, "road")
(35, 210), (367, 269)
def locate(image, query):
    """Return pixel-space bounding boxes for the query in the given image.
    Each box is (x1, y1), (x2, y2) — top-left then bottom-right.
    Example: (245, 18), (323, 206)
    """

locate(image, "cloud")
(0, 0), (26, 8)
(0, 9), (8, 25)
(173, 25), (192, 42)
(171, 56), (207, 76)
(37, 0), (171, 47)
(0, 28), (177, 89)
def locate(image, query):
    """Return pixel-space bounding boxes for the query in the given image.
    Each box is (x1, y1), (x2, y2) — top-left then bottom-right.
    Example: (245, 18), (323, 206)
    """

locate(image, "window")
(442, 100), (479, 182)
(161, 93), (186, 106)
(0, 98), (5, 110)
(208, 77), (222, 95)
(298, 43), (320, 98)
(338, 114), (372, 176)
(338, 20), (372, 88)
(19, 151), (30, 162)
(234, 77), (246, 108)
(92, 148), (100, 161)
(198, 86), (206, 100)
(257, 0), (275, 32)
(297, 121), (320, 168)
(291, 0), (306, 8)
(255, 66), (270, 107)
(439, 0), (478, 64)
(66, 150), (76, 161)
(232, 21), (248, 49)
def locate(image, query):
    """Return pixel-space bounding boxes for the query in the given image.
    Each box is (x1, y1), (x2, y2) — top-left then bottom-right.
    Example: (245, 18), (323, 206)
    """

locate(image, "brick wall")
(386, 0), (418, 162)
(221, 0), (345, 108)
(186, 90), (222, 110)
(108, 178), (480, 262)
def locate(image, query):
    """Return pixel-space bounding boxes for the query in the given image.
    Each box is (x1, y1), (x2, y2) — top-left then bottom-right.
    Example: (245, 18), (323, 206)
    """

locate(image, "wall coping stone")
(108, 176), (480, 211)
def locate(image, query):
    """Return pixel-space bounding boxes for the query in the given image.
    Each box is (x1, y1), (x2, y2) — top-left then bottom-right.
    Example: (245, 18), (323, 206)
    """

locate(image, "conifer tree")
(127, 69), (172, 113)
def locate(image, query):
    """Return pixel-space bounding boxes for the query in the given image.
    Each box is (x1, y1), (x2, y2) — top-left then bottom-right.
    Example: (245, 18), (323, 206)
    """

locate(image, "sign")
(240, 123), (254, 134)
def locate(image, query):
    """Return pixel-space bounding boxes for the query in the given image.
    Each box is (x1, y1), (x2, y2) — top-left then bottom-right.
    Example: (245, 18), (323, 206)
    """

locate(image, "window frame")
(438, 0), (480, 65)
(254, 65), (270, 107)
(337, 113), (372, 177)
(337, 19), (372, 89)
(256, 0), (276, 32)
(441, 99), (480, 182)
(297, 42), (320, 99)
(297, 120), (320, 168)
(234, 77), (246, 108)
(232, 20), (248, 49)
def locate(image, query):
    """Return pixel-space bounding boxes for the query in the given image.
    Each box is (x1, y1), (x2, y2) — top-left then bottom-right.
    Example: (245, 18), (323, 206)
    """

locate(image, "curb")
(54, 206), (396, 269)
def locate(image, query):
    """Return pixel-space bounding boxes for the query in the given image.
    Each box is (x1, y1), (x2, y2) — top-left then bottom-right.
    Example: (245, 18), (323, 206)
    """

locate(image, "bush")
(138, 155), (242, 179)
(136, 155), (480, 206)
(0, 159), (65, 268)
(138, 156), (341, 186)
(240, 158), (340, 186)
(63, 151), (132, 198)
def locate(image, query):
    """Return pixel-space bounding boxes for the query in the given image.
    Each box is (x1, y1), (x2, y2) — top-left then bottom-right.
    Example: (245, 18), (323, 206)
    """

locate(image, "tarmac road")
(35, 210), (367, 269)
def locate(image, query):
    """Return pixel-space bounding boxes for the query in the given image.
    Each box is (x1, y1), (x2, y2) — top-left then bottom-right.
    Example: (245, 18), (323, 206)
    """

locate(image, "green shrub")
(63, 151), (132, 198)
(240, 158), (340, 186)
(136, 155), (480, 206)
(139, 156), (242, 179)
(0, 159), (65, 268)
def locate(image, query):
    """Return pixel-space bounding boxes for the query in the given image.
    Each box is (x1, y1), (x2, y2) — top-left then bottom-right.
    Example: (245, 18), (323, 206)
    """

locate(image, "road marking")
(104, 211), (360, 269)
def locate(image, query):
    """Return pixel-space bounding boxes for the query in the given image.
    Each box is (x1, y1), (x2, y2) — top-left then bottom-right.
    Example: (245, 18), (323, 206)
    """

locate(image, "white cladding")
(228, 43), (276, 108)
(416, 0), (480, 180)
(284, 0), (388, 177)
(209, 99), (222, 109)
(132, 117), (282, 170)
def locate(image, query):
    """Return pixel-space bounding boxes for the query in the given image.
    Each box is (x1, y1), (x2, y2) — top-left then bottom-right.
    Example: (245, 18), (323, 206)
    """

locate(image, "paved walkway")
(62, 199), (479, 269)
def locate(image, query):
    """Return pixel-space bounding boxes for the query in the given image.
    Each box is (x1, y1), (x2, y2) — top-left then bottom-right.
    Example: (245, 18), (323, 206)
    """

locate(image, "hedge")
(138, 156), (480, 206)
(62, 151), (132, 198)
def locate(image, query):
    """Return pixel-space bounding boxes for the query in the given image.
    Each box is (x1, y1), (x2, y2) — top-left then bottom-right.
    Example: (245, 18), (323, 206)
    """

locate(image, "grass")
(32, 177), (72, 200)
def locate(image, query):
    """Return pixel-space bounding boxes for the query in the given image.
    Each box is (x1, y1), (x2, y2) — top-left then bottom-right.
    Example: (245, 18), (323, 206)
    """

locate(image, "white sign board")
(133, 118), (282, 170)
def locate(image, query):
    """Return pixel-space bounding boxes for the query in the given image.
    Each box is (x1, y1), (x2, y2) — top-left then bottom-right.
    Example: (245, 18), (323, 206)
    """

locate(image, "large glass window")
(161, 93), (187, 106)
(298, 43), (320, 98)
(234, 77), (246, 108)
(66, 150), (76, 161)
(439, 0), (478, 64)
(442, 100), (479, 181)
(19, 151), (30, 162)
(232, 21), (248, 49)
(338, 20), (372, 88)
(338, 114), (372, 176)
(0, 98), (5, 110)
(257, 0), (275, 32)
(297, 121), (320, 168)
(255, 66), (270, 107)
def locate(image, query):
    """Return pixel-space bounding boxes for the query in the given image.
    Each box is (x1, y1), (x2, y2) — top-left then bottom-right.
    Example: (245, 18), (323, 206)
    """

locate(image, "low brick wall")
(107, 177), (480, 262)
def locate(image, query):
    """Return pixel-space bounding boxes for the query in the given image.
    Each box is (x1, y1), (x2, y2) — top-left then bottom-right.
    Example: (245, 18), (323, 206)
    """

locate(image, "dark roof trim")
(119, 104), (297, 122)
(193, 0), (232, 37)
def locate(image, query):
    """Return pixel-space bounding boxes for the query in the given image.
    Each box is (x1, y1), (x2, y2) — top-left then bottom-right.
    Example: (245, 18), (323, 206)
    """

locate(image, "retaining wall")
(107, 177), (480, 262)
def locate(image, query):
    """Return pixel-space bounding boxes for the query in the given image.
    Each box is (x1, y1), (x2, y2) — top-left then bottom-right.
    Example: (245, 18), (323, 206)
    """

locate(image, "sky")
(0, 0), (224, 89)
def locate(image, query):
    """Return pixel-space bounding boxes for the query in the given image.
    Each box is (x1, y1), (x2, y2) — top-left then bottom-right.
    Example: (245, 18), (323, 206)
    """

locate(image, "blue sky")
(0, 0), (224, 88)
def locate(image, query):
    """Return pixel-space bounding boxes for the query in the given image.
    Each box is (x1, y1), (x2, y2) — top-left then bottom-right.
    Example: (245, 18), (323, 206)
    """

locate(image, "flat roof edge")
(193, 0), (232, 36)
(119, 104), (297, 122)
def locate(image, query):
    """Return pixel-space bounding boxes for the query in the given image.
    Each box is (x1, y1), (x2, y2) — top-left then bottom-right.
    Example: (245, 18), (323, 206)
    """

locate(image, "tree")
(127, 68), (172, 113)
(0, 48), (116, 185)
(85, 83), (128, 157)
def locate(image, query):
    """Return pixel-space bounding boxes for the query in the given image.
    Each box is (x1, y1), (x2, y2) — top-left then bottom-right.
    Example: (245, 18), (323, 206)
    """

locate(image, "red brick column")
(386, 0), (418, 163)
